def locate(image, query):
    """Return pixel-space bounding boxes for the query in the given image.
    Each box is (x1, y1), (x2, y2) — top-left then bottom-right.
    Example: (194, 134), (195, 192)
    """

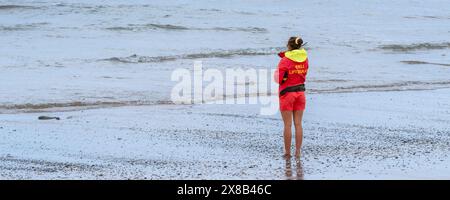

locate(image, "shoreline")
(1, 88), (449, 179)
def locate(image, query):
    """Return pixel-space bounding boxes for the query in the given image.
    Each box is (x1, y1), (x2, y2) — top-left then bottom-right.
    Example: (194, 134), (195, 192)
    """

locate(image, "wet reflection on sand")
(285, 157), (304, 180)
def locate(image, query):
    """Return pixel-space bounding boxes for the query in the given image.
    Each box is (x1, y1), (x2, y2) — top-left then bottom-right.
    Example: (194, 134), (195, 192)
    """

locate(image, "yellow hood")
(285, 49), (307, 62)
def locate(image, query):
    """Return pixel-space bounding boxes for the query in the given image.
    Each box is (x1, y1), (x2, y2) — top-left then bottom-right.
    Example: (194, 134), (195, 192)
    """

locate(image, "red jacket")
(274, 49), (309, 95)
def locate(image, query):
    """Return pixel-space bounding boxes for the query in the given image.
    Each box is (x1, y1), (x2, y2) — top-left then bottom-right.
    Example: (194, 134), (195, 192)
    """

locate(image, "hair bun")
(288, 36), (304, 50)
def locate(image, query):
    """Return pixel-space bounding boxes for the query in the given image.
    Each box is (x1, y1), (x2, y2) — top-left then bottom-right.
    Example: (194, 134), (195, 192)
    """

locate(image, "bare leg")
(293, 110), (304, 158)
(281, 111), (293, 157)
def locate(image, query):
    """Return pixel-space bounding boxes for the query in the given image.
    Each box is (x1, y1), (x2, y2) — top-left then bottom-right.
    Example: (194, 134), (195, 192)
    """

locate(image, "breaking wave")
(0, 23), (48, 31)
(106, 23), (189, 31)
(105, 23), (267, 33)
(102, 47), (284, 63)
(379, 42), (450, 52)
(309, 79), (349, 83)
(210, 27), (267, 33)
(404, 15), (450, 20)
(0, 100), (174, 113)
(0, 5), (37, 10)
(3, 80), (450, 114)
(401, 60), (450, 67)
(310, 81), (450, 94)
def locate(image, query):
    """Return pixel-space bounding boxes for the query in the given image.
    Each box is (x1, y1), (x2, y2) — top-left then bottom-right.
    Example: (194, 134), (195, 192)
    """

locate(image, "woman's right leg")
(281, 111), (293, 157)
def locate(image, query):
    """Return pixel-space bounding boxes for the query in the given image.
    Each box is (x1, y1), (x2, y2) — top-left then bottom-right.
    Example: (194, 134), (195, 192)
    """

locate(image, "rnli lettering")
(295, 64), (305, 69)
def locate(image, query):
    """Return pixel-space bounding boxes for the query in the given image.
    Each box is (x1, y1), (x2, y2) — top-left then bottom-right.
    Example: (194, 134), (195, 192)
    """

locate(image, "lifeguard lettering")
(288, 69), (307, 75)
(288, 64), (307, 75)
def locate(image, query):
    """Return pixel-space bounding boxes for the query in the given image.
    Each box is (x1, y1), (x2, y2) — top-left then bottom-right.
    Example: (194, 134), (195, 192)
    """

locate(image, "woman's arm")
(274, 59), (288, 84)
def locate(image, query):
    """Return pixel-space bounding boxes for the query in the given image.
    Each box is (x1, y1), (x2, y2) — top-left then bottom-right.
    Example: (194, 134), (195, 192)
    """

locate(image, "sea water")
(1, 0), (449, 113)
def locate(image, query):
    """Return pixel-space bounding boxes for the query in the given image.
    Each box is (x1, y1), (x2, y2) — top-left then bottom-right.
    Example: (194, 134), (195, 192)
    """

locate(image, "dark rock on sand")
(38, 116), (60, 120)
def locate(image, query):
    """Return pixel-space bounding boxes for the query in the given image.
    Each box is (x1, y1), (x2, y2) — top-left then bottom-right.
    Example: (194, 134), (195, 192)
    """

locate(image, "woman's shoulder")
(278, 56), (294, 68)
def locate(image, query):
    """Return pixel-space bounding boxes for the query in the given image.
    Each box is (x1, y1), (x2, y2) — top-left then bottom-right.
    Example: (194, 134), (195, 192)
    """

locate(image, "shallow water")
(1, 0), (450, 112)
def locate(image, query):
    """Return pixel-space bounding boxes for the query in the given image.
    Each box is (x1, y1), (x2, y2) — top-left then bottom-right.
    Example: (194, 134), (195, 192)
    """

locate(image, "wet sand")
(1, 88), (449, 180)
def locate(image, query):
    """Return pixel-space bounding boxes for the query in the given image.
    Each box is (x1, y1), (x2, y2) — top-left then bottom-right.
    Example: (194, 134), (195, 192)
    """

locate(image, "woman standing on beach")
(275, 36), (309, 158)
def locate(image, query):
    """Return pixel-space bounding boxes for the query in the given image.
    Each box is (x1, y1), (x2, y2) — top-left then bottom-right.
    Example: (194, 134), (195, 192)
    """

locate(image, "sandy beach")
(1, 88), (449, 179)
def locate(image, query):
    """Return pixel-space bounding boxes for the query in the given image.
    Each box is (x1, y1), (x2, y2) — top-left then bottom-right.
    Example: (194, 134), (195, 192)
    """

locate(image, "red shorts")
(279, 92), (306, 111)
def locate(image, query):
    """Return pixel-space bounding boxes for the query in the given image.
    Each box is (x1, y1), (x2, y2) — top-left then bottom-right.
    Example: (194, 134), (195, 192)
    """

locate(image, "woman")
(275, 36), (309, 158)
